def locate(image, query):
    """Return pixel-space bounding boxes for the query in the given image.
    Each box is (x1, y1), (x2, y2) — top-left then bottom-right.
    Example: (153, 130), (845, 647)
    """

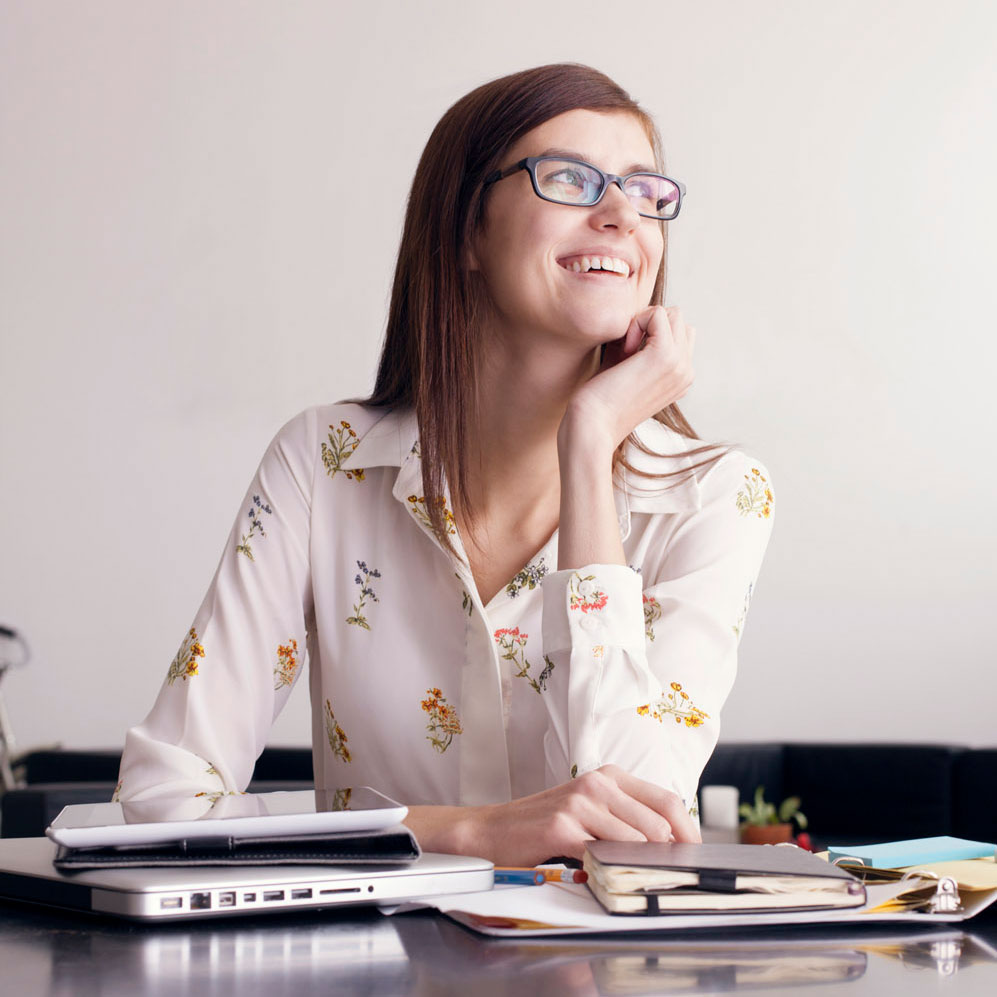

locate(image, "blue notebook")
(827, 836), (996, 869)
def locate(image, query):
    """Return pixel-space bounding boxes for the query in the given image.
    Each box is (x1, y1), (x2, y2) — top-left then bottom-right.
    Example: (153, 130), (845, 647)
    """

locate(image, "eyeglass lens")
(533, 159), (680, 219)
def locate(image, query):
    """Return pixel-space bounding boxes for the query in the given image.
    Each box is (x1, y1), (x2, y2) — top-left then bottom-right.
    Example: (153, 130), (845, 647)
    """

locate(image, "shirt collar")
(340, 408), (702, 527)
(339, 407), (419, 470)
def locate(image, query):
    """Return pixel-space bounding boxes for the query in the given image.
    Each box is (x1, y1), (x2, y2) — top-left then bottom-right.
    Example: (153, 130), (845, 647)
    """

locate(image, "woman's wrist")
(557, 399), (619, 466)
(404, 803), (494, 858)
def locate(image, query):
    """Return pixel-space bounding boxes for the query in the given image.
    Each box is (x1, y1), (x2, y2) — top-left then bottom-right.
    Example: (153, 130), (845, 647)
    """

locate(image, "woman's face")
(472, 108), (665, 352)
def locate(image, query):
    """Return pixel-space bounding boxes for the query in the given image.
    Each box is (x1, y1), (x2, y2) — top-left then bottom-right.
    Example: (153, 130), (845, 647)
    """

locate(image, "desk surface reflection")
(1, 898), (995, 996)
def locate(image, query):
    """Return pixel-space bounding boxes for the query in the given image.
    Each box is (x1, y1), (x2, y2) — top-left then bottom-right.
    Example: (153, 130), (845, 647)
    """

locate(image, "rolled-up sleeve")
(540, 454), (774, 808)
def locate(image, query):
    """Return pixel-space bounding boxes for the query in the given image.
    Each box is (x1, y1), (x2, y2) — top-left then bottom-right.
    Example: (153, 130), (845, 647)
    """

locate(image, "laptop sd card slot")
(319, 886), (362, 896)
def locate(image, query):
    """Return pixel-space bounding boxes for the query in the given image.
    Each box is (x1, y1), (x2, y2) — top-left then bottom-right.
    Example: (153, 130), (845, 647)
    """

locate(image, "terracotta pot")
(740, 823), (794, 845)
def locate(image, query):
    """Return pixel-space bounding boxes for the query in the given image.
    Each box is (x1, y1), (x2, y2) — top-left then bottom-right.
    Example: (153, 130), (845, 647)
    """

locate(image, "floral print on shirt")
(568, 572), (608, 613)
(506, 557), (548, 598)
(117, 406), (774, 824)
(637, 681), (710, 728)
(273, 638), (299, 690)
(325, 700), (352, 763)
(322, 421), (365, 480)
(643, 594), (662, 641)
(195, 790), (243, 806)
(736, 467), (773, 519)
(407, 495), (457, 535)
(235, 494), (272, 560)
(494, 627), (550, 695)
(346, 560), (381, 630)
(421, 687), (463, 753)
(167, 627), (205, 685)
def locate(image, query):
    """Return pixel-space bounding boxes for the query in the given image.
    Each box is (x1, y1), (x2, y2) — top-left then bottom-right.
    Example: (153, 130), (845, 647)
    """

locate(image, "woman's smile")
(556, 249), (635, 278)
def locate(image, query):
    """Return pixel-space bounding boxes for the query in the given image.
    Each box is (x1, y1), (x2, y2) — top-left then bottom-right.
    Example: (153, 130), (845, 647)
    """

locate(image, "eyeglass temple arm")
(482, 159), (529, 186)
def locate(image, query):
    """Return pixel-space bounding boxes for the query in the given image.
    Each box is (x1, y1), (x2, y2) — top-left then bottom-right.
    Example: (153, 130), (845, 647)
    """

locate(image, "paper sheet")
(390, 878), (992, 937)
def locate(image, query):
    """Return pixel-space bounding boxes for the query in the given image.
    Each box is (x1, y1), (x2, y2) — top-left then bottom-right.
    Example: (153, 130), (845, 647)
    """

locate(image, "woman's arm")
(538, 307), (773, 809)
(116, 410), (318, 801)
(557, 305), (695, 571)
(404, 764), (698, 865)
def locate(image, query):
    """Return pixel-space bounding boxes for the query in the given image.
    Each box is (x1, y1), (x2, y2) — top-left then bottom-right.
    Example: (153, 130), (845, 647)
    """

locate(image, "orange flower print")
(637, 681), (710, 728)
(407, 495), (457, 535)
(235, 494), (273, 560)
(321, 421), (365, 481)
(494, 627), (550, 694)
(643, 594), (662, 641)
(324, 699), (352, 763)
(273, 638), (299, 690)
(421, 687), (463, 753)
(735, 467), (773, 519)
(167, 627), (205, 685)
(568, 572), (608, 613)
(194, 790), (243, 807)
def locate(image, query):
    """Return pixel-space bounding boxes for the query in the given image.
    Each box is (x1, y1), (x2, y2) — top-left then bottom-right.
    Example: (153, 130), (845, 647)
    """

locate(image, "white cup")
(699, 784), (740, 829)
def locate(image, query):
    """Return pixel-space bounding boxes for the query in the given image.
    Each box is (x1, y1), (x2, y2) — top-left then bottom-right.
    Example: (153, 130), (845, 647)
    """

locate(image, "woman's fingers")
(569, 769), (671, 842)
(611, 766), (701, 843)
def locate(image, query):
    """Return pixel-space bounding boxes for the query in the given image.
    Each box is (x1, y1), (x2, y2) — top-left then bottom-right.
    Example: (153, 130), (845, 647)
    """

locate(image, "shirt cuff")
(541, 564), (644, 655)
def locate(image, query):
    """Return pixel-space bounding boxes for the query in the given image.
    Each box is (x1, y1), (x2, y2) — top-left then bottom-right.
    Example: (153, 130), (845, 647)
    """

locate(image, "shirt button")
(579, 615), (599, 633)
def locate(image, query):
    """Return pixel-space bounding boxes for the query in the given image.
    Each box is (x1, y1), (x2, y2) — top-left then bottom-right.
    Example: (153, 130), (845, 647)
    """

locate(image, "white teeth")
(562, 255), (631, 276)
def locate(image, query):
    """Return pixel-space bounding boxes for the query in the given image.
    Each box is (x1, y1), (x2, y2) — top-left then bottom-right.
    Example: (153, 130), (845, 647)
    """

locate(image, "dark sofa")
(3, 743), (994, 846)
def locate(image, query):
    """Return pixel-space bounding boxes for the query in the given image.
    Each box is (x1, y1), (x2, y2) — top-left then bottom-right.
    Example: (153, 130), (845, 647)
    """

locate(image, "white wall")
(2, 0), (995, 754)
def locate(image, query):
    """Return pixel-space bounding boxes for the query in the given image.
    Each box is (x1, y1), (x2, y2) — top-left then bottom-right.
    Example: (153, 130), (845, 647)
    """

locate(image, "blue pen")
(493, 868), (546, 885)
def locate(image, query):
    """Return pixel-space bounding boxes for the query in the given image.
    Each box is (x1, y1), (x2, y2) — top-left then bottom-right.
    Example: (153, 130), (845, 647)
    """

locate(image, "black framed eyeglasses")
(483, 156), (685, 221)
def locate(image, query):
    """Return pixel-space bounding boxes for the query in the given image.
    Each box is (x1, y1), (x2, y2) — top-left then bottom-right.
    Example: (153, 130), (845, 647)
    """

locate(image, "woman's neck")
(461, 335), (600, 524)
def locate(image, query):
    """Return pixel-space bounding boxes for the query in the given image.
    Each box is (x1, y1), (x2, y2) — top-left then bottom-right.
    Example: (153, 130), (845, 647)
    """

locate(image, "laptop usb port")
(190, 892), (211, 910)
(218, 891), (236, 907)
(243, 893), (256, 903)
(263, 890), (285, 902)
(290, 888), (312, 900)
(160, 896), (183, 910)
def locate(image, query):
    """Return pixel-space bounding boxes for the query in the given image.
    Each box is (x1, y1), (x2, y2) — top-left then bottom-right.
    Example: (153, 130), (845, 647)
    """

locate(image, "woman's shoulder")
(623, 418), (772, 516)
(267, 402), (402, 456)
(267, 403), (416, 483)
(274, 401), (386, 441)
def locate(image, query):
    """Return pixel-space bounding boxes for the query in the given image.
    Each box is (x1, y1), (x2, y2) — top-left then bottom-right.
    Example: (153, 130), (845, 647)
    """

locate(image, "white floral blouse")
(118, 403), (774, 816)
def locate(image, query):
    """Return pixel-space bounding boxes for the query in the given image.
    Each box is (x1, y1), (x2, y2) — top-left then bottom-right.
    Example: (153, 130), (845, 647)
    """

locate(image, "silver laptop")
(0, 837), (493, 921)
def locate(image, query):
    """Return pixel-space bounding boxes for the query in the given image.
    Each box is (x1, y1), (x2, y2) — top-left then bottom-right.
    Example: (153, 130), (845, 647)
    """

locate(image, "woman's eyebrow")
(536, 147), (660, 174)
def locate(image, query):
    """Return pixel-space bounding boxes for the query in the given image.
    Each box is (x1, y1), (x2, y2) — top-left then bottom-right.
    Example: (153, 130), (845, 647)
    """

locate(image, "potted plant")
(738, 786), (808, 845)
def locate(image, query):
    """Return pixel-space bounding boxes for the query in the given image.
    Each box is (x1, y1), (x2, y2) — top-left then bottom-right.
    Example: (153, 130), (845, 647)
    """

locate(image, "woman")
(118, 64), (774, 866)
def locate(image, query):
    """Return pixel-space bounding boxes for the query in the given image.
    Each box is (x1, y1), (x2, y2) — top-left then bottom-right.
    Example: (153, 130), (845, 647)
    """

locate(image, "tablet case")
(53, 825), (420, 870)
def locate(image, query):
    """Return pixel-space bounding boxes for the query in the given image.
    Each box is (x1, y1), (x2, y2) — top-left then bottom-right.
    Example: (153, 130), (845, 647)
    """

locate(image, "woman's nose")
(590, 180), (640, 232)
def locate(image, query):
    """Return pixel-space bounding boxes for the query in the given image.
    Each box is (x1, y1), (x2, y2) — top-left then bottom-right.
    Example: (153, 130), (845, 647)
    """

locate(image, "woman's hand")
(562, 305), (696, 454)
(404, 764), (700, 866)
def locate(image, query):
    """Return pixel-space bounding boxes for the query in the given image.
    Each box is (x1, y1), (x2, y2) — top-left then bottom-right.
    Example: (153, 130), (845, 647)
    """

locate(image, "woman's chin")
(561, 315), (633, 349)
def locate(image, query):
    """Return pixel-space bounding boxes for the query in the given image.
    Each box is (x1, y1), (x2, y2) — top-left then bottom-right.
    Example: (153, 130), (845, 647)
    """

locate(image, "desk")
(1, 898), (995, 996)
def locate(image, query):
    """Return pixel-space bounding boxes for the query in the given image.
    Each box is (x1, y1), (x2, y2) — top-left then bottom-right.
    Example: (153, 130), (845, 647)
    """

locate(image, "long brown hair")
(367, 63), (721, 545)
